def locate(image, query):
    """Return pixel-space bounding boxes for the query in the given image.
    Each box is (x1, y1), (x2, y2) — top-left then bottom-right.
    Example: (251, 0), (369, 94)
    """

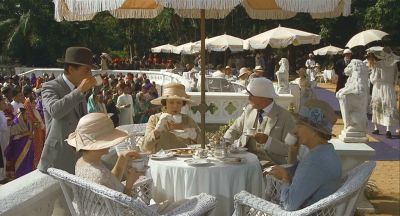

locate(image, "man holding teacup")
(224, 78), (297, 166)
(38, 47), (101, 174)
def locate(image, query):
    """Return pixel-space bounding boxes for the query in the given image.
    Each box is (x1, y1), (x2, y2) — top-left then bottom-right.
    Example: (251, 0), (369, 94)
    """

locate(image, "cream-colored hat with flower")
(66, 113), (128, 151)
(151, 83), (193, 105)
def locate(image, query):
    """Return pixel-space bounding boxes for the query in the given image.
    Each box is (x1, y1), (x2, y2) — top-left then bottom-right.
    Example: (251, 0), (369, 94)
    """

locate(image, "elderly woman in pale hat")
(67, 113), (142, 195)
(142, 83), (201, 153)
(265, 99), (342, 211)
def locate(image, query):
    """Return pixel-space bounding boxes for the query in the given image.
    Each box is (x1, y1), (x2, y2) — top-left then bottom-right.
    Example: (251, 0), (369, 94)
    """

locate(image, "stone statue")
(336, 59), (369, 142)
(276, 58), (290, 94)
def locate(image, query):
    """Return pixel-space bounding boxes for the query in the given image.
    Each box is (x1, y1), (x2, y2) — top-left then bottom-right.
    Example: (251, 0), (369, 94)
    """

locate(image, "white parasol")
(345, 29), (389, 49)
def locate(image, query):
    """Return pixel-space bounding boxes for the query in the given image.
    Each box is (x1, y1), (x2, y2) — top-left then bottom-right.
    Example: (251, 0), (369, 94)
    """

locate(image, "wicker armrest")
(234, 190), (290, 216)
(264, 174), (283, 203)
(130, 176), (153, 205)
(163, 193), (217, 216)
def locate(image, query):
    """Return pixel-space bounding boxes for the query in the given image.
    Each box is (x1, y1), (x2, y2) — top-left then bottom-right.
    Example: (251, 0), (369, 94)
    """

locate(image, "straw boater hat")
(296, 99), (338, 137)
(151, 83), (194, 105)
(57, 47), (99, 69)
(66, 113), (128, 151)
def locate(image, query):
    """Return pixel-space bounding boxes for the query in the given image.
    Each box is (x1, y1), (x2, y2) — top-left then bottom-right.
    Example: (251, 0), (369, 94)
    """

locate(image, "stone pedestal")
(339, 130), (369, 143)
(330, 138), (376, 213)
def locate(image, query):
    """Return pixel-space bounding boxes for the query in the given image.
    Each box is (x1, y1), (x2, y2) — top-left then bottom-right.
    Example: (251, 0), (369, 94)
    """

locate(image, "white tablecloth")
(148, 152), (264, 216)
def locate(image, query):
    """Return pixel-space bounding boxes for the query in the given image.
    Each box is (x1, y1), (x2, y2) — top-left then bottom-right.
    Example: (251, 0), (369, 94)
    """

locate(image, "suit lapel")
(57, 75), (82, 118)
(264, 104), (279, 135)
(241, 109), (257, 146)
(248, 109), (258, 129)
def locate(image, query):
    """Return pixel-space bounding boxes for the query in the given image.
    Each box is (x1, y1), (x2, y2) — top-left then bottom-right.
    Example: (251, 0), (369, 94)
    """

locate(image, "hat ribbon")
(68, 131), (97, 151)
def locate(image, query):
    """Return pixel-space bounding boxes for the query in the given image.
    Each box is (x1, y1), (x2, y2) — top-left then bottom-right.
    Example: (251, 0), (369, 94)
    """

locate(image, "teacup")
(284, 133), (298, 146)
(172, 114), (182, 124)
(94, 75), (103, 86)
(129, 158), (146, 172)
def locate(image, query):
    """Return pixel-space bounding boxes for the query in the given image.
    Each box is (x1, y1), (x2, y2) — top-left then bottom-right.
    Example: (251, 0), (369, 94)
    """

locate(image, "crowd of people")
(0, 74), (47, 182)
(96, 53), (176, 70)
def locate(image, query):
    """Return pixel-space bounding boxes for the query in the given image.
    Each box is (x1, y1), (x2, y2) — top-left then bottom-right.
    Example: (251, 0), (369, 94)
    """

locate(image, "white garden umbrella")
(313, 45), (344, 56)
(244, 25), (321, 49)
(172, 42), (197, 54)
(345, 29), (389, 49)
(206, 34), (244, 52)
(151, 44), (177, 53)
(191, 34), (244, 52)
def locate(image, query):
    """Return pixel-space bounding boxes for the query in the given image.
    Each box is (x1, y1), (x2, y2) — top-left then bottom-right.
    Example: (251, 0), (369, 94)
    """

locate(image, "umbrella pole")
(200, 9), (207, 149)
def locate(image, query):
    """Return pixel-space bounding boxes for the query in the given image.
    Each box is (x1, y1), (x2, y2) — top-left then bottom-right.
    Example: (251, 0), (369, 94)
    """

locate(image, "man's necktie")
(257, 109), (264, 124)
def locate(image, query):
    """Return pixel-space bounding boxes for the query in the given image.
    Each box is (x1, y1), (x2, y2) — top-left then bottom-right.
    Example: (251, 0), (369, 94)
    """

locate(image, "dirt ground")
(320, 82), (400, 216)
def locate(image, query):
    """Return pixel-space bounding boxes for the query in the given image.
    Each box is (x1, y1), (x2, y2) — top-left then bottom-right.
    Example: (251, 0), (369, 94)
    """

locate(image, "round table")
(148, 152), (264, 216)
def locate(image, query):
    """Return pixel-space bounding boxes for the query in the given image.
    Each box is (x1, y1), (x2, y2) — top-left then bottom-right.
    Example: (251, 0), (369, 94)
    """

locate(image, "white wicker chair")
(116, 123), (147, 147)
(47, 168), (216, 216)
(233, 161), (376, 216)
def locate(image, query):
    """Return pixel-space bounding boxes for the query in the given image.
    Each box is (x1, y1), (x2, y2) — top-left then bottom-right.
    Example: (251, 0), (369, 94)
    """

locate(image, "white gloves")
(155, 113), (172, 132)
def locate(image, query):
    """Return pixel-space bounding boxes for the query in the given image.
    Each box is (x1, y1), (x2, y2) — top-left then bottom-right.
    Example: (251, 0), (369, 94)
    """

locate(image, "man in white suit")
(38, 47), (97, 174)
(224, 78), (297, 165)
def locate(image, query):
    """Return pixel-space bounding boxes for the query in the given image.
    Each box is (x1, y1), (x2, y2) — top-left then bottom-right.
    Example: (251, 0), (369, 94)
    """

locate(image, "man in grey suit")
(38, 47), (97, 174)
(224, 78), (297, 165)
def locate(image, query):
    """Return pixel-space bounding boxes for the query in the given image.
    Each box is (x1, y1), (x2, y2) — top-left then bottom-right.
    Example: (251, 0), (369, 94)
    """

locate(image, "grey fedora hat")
(57, 47), (99, 69)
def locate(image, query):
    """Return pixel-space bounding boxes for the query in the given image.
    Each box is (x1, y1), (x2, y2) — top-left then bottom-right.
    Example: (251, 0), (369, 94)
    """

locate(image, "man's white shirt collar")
(62, 73), (75, 91)
(261, 101), (274, 116)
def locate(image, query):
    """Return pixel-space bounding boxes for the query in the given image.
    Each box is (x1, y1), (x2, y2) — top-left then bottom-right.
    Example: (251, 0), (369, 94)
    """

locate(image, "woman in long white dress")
(116, 85), (134, 125)
(369, 48), (399, 138)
